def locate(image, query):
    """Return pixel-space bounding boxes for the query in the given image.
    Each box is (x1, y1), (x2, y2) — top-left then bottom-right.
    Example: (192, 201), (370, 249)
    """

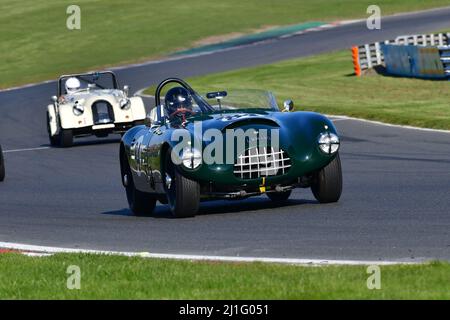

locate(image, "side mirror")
(51, 96), (58, 103)
(206, 91), (227, 110)
(123, 85), (129, 97)
(206, 91), (227, 99)
(283, 100), (294, 112)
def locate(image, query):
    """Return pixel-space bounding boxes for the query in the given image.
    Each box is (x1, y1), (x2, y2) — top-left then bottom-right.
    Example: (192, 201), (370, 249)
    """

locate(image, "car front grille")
(234, 147), (291, 179)
(92, 100), (115, 125)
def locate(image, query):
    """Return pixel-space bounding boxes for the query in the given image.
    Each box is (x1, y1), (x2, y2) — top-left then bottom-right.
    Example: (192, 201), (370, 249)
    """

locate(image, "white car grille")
(234, 147), (291, 179)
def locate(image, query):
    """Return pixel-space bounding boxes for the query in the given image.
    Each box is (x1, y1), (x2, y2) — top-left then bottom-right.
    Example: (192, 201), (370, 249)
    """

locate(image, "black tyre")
(164, 149), (200, 218)
(46, 112), (59, 146)
(311, 153), (342, 203)
(59, 129), (73, 148)
(267, 190), (291, 202)
(121, 148), (156, 216)
(0, 145), (5, 182)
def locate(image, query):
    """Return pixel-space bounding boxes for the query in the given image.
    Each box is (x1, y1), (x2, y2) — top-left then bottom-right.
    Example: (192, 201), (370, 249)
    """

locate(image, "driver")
(65, 77), (81, 95)
(164, 87), (194, 120)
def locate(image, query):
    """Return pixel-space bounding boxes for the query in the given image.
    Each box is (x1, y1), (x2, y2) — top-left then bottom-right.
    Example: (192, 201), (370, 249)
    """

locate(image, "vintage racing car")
(120, 78), (342, 218)
(47, 71), (146, 147)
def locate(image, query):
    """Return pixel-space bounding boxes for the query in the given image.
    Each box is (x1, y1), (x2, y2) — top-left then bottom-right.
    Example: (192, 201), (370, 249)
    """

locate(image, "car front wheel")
(121, 150), (156, 216)
(164, 149), (200, 218)
(311, 153), (342, 203)
(59, 129), (73, 148)
(46, 112), (59, 147)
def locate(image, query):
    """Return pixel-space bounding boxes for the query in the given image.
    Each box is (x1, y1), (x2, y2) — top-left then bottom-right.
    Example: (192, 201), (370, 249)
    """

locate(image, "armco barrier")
(351, 33), (450, 75)
(381, 44), (446, 79)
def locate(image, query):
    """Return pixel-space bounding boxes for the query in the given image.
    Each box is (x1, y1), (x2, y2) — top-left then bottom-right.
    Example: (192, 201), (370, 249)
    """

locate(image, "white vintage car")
(47, 71), (146, 147)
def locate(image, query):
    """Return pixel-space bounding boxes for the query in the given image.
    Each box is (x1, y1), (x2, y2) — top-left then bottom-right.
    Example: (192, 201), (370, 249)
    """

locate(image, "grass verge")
(1, 0), (450, 88)
(0, 253), (449, 299)
(145, 50), (450, 130)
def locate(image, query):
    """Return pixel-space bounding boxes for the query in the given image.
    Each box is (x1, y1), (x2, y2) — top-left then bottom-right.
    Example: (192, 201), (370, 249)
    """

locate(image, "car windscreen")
(60, 73), (117, 94)
(203, 89), (279, 111)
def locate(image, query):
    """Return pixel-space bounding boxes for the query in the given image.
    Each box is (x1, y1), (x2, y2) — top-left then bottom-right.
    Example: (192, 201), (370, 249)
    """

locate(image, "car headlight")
(181, 147), (202, 169)
(73, 102), (85, 116)
(318, 132), (340, 154)
(120, 98), (131, 110)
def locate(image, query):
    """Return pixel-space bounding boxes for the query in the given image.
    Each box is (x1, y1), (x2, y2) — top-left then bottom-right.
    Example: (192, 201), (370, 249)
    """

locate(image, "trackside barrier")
(351, 33), (450, 76)
(381, 45), (446, 79)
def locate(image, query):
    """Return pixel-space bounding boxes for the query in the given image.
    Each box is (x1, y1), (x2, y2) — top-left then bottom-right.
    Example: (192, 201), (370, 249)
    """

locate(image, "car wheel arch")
(160, 142), (171, 174)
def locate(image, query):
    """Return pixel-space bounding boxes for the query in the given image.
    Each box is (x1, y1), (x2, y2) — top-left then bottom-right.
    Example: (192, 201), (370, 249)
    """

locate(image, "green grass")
(1, 0), (450, 88)
(0, 253), (449, 299)
(149, 50), (450, 130)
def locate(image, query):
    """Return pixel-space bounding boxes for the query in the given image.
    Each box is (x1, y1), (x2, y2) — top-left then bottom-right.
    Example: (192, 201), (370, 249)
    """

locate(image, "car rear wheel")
(164, 148), (200, 218)
(311, 153), (342, 203)
(121, 150), (156, 216)
(0, 145), (5, 182)
(267, 190), (292, 202)
(59, 129), (73, 148)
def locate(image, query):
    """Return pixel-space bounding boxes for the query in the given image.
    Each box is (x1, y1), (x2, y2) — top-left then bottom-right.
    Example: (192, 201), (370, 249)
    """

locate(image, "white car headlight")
(120, 98), (131, 110)
(318, 132), (340, 154)
(181, 147), (202, 169)
(73, 102), (85, 116)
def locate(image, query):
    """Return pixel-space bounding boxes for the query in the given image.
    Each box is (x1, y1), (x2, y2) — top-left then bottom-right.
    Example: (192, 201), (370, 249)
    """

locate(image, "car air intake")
(92, 100), (115, 125)
(234, 147), (291, 179)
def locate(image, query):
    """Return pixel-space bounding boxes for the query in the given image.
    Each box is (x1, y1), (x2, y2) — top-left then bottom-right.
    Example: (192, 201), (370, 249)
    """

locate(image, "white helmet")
(65, 77), (81, 94)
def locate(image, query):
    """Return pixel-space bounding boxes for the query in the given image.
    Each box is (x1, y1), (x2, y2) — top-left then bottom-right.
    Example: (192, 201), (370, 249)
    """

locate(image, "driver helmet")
(164, 87), (193, 116)
(65, 77), (81, 94)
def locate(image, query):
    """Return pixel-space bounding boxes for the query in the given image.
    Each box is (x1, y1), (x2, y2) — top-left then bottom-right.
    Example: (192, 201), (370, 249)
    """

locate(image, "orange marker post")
(351, 46), (361, 76)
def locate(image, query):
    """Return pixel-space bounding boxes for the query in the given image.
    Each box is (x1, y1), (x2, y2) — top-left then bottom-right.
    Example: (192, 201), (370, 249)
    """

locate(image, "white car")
(47, 71), (146, 147)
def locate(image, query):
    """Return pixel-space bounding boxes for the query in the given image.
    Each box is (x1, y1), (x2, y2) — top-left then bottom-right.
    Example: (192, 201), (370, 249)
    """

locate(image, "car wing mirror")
(206, 91), (227, 110)
(283, 100), (294, 112)
(123, 85), (129, 97)
(51, 96), (58, 103)
(206, 91), (227, 99)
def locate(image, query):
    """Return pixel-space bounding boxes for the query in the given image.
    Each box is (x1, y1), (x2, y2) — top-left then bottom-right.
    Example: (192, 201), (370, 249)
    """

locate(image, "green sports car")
(120, 78), (342, 218)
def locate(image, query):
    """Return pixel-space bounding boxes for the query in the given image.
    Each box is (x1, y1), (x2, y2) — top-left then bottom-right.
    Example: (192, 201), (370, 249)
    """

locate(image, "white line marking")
(0, 241), (422, 265)
(22, 252), (53, 257)
(134, 88), (154, 98)
(330, 118), (349, 122)
(327, 115), (450, 134)
(3, 147), (51, 153)
(0, 80), (54, 93)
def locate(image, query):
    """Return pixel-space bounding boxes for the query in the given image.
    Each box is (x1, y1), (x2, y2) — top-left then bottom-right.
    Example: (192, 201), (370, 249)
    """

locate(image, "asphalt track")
(0, 8), (450, 261)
